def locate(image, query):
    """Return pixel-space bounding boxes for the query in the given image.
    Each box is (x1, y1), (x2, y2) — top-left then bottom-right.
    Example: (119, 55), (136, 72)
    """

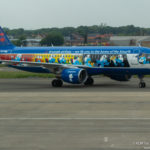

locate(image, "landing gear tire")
(52, 79), (63, 87)
(84, 77), (94, 86)
(138, 75), (146, 88)
(139, 82), (146, 88)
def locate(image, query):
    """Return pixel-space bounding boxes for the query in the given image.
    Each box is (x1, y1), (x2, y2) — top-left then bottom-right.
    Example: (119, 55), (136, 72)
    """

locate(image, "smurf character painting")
(11, 55), (15, 61)
(139, 54), (147, 64)
(49, 55), (55, 63)
(59, 55), (66, 64)
(45, 57), (49, 63)
(115, 55), (124, 67)
(84, 55), (92, 67)
(96, 59), (101, 67)
(73, 56), (82, 65)
(37, 56), (42, 62)
(147, 55), (150, 64)
(15, 54), (22, 61)
(99, 55), (109, 67)
(110, 55), (117, 66)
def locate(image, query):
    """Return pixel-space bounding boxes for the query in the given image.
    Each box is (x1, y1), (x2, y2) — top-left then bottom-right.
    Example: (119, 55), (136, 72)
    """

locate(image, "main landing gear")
(84, 77), (94, 86)
(52, 79), (63, 87)
(138, 76), (146, 88)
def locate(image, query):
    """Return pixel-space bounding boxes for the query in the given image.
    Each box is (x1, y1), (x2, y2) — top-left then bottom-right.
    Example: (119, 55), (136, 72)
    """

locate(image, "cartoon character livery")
(1, 26), (150, 88)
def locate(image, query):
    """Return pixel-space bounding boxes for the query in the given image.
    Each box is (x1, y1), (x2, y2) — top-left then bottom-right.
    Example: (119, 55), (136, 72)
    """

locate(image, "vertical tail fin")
(0, 26), (14, 49)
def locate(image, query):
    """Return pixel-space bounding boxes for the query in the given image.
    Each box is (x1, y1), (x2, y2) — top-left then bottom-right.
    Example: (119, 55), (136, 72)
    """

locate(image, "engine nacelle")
(61, 68), (88, 84)
(109, 74), (132, 81)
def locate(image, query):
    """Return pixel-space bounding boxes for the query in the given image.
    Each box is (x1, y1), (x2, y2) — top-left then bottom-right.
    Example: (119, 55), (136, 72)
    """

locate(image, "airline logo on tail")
(0, 33), (4, 36)
(0, 26), (14, 48)
(0, 32), (5, 42)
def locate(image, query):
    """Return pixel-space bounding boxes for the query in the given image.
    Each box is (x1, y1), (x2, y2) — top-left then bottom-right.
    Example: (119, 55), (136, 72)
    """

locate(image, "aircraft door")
(131, 49), (140, 65)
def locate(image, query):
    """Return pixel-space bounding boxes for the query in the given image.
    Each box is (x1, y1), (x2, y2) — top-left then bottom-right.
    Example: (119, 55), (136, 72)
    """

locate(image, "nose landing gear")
(138, 75), (146, 88)
(139, 81), (146, 88)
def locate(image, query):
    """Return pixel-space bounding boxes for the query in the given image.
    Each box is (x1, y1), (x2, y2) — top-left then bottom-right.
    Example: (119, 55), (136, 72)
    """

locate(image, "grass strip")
(0, 71), (55, 78)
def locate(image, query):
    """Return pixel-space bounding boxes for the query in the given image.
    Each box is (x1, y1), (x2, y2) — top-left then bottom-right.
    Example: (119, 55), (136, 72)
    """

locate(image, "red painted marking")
(0, 38), (5, 42)
(0, 33), (4, 36)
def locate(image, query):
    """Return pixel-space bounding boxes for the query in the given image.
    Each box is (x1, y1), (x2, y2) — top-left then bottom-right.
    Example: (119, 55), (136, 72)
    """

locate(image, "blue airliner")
(0, 26), (150, 88)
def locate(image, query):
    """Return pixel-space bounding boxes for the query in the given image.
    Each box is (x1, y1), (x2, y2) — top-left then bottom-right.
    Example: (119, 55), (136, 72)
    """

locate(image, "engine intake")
(61, 68), (88, 84)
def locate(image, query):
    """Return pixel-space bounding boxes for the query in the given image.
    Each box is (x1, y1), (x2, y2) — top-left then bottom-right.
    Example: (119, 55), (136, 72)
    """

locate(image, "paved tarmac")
(0, 77), (150, 150)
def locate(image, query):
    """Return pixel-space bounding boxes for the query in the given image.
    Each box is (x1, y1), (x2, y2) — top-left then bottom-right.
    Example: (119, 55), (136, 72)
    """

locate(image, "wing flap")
(1, 60), (78, 74)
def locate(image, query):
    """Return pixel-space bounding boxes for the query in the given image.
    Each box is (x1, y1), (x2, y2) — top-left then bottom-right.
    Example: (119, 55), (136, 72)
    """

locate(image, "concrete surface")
(0, 77), (150, 150)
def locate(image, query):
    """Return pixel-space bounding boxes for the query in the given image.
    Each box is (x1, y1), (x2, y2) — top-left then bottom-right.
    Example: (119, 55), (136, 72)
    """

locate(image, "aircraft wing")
(0, 60), (90, 74)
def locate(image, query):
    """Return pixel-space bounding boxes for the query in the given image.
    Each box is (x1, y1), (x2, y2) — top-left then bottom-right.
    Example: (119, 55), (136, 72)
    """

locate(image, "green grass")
(0, 71), (55, 79)
(0, 64), (6, 67)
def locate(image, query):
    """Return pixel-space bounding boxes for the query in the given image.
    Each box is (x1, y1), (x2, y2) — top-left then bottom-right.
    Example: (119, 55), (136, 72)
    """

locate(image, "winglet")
(0, 26), (15, 49)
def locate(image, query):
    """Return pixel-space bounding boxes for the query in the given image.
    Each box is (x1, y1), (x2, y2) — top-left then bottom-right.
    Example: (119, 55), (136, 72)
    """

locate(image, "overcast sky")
(0, 0), (150, 29)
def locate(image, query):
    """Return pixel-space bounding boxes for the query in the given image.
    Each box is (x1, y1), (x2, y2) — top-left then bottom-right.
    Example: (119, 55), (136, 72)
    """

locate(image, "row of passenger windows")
(4, 55), (78, 59)
(19, 55), (77, 58)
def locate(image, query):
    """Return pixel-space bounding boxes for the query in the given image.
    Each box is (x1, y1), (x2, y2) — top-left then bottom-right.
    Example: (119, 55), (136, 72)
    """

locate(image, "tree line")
(3, 25), (150, 46)
(4, 25), (150, 37)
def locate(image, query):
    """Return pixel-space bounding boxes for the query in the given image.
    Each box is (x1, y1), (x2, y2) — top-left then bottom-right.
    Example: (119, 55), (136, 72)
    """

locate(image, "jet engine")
(61, 68), (88, 84)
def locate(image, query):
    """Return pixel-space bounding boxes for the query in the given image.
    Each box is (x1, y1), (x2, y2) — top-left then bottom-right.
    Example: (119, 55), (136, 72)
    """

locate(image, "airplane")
(0, 26), (150, 88)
